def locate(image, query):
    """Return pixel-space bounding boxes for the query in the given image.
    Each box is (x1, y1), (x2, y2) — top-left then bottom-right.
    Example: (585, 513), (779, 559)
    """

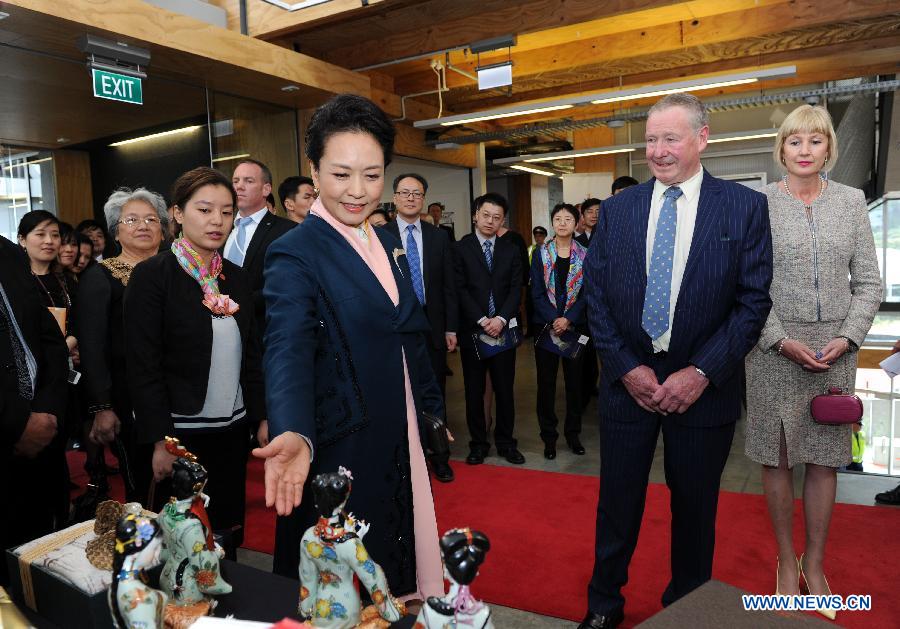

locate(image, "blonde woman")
(745, 105), (881, 618)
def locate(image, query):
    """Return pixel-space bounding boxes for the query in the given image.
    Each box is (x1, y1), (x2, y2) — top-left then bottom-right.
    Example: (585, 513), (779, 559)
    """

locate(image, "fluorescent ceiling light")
(211, 153), (251, 163)
(590, 78), (758, 105)
(439, 104), (574, 127)
(495, 129), (780, 166)
(478, 62), (513, 91)
(109, 125), (202, 147)
(2, 157), (53, 170)
(416, 66), (795, 130)
(525, 147), (635, 163)
(707, 130), (777, 143)
(510, 165), (559, 177)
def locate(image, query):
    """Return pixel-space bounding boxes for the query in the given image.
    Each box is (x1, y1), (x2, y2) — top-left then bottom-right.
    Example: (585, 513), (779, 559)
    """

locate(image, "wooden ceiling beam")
(1, 0), (370, 102)
(460, 39), (900, 132)
(392, 0), (900, 97)
(442, 20), (900, 113)
(300, 0), (687, 69)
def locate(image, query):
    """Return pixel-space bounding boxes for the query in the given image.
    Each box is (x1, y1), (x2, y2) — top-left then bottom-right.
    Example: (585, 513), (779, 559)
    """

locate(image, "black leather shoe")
(577, 609), (624, 629)
(432, 461), (455, 482)
(497, 447), (525, 464)
(567, 437), (586, 455)
(875, 483), (900, 505)
(466, 449), (486, 465)
(544, 444), (557, 460)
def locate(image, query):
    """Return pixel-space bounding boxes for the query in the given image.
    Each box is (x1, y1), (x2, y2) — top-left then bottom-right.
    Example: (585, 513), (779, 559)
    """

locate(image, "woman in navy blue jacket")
(254, 95), (445, 600)
(531, 203), (589, 460)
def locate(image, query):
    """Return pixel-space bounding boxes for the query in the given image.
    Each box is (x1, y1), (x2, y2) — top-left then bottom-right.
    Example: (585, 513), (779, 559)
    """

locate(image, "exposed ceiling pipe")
(429, 79), (900, 146)
(393, 61), (449, 122)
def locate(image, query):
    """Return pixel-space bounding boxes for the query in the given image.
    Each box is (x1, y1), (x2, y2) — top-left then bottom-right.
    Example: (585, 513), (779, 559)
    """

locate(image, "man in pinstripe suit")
(578, 94), (773, 629)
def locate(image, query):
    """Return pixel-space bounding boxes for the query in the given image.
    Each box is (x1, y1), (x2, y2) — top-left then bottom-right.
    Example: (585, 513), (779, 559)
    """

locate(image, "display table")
(15, 559), (415, 628)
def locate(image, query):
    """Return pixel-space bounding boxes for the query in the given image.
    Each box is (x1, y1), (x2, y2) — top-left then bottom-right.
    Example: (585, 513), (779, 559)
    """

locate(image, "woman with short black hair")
(256, 94), (445, 599)
(531, 203), (589, 459)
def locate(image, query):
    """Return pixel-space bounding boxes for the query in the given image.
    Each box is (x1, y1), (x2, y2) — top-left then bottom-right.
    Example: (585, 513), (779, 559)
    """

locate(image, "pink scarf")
(310, 199), (399, 306)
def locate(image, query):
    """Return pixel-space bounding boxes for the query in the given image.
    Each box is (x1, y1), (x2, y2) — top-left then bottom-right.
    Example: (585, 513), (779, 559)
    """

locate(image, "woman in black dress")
(77, 188), (168, 504)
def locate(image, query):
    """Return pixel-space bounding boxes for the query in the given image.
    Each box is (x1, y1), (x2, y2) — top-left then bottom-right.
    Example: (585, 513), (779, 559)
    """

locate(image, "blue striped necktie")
(642, 186), (683, 340)
(405, 224), (425, 305)
(483, 240), (496, 317)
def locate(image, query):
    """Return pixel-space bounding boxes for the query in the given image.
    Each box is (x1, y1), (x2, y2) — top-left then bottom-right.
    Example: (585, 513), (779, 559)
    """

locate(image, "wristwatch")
(694, 366), (708, 379)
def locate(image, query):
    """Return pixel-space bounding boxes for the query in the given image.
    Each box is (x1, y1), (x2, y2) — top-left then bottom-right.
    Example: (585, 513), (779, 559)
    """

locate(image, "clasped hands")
(622, 364), (708, 415)
(480, 316), (506, 338)
(779, 337), (850, 372)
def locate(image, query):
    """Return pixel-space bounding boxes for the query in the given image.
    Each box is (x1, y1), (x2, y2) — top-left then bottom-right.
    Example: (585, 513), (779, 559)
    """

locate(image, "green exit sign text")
(92, 69), (143, 105)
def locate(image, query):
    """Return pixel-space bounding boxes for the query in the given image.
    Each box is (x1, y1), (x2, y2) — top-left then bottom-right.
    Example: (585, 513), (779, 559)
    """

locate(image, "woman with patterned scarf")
(124, 167), (265, 552)
(530, 203), (589, 460)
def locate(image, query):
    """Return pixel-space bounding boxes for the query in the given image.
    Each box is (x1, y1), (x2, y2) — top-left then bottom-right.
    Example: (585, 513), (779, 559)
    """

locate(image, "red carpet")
(69, 452), (900, 628)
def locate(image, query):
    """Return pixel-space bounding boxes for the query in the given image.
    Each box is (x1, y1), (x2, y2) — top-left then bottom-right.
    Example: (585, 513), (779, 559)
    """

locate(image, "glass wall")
(208, 92), (299, 214)
(0, 149), (55, 242)
(858, 193), (900, 476)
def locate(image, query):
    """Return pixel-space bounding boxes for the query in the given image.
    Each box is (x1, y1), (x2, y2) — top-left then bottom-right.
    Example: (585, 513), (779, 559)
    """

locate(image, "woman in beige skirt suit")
(745, 105), (881, 618)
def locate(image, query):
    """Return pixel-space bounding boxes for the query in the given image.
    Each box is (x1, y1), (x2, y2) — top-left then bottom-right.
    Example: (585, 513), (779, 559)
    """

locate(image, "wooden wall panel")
(52, 150), (94, 225)
(574, 128), (616, 175)
(511, 173), (533, 239)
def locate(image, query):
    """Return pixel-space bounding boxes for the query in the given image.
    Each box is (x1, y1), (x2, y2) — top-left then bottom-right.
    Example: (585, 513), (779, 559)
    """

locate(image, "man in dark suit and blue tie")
(578, 94), (773, 629)
(386, 173), (458, 482)
(455, 193), (525, 466)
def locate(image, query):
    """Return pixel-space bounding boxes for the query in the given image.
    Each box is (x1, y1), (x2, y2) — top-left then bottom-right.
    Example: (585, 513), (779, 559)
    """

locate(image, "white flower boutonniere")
(392, 248), (406, 277)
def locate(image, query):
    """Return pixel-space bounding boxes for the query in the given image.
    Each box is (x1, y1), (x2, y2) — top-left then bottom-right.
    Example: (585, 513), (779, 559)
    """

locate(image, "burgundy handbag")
(810, 387), (863, 425)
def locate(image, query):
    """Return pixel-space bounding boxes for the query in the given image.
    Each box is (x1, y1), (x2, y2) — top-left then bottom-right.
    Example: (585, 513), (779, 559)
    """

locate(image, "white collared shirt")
(475, 231), (497, 251)
(224, 206), (268, 266)
(645, 166), (704, 352)
(474, 231), (504, 325)
(397, 216), (425, 300)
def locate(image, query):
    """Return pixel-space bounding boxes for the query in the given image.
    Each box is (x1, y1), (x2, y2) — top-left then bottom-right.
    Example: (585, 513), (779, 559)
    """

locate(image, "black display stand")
(15, 558), (415, 628)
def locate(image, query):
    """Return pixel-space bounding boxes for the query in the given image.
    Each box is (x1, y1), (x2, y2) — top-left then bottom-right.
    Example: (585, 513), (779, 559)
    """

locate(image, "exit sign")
(92, 68), (143, 105)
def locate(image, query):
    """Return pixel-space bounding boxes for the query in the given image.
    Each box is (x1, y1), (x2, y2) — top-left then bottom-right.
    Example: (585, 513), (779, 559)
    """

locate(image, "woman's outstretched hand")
(252, 431), (311, 516)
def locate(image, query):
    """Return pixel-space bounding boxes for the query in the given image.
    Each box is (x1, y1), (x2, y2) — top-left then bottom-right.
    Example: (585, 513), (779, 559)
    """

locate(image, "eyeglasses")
(119, 216), (161, 227)
(395, 190), (424, 199)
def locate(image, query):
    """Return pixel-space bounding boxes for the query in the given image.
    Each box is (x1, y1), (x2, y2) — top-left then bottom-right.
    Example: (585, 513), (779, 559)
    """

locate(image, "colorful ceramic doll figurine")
(109, 514), (167, 629)
(298, 468), (403, 628)
(158, 446), (232, 608)
(414, 528), (493, 629)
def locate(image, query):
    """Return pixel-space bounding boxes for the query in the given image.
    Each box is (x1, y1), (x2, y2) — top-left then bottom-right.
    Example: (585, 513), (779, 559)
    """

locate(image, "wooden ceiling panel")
(440, 16), (900, 112)
(294, 0), (684, 69)
(389, 1), (900, 101)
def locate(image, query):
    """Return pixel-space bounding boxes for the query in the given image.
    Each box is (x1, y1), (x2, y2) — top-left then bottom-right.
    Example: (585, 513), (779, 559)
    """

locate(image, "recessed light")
(56, 137), (70, 143)
(0, 12), (10, 21)
(607, 119), (625, 128)
(281, 85), (300, 92)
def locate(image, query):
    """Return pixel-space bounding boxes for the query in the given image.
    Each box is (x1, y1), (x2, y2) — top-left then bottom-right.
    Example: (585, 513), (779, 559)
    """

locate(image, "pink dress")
(311, 202), (444, 599)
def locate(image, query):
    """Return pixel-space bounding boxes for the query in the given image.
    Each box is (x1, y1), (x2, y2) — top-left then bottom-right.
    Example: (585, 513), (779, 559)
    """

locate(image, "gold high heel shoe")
(775, 556), (800, 595)
(799, 554), (837, 621)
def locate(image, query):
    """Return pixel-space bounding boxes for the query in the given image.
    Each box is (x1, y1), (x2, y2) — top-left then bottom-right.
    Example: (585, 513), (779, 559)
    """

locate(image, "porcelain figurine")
(414, 528), (493, 629)
(298, 468), (403, 628)
(157, 443), (231, 611)
(109, 514), (167, 629)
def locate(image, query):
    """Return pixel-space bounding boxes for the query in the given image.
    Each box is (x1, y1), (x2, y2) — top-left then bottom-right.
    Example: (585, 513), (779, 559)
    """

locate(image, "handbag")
(420, 412), (450, 458)
(810, 387), (863, 425)
(534, 324), (589, 360)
